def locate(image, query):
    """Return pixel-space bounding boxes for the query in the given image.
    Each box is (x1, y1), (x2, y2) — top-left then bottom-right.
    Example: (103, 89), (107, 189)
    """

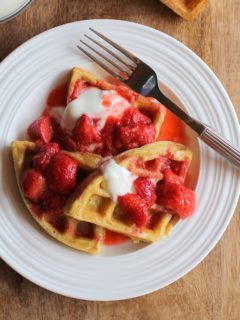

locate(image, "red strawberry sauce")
(158, 109), (187, 145)
(47, 84), (68, 108)
(43, 83), (68, 117)
(103, 229), (129, 245)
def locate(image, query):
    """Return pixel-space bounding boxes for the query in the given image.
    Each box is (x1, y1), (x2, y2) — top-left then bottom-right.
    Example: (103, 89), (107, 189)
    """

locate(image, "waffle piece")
(67, 67), (166, 139)
(12, 140), (104, 254)
(159, 0), (208, 20)
(65, 141), (192, 242)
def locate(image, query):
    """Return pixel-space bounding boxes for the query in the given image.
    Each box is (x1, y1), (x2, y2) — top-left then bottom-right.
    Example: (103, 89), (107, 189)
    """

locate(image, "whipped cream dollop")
(102, 159), (136, 202)
(61, 87), (130, 131)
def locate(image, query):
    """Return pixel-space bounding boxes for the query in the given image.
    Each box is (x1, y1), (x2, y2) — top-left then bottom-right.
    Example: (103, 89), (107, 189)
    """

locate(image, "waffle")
(12, 140), (104, 254)
(65, 141), (192, 242)
(159, 0), (208, 20)
(67, 67), (166, 138)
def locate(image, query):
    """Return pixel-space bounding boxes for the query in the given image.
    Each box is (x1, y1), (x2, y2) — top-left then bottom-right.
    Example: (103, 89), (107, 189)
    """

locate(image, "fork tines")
(77, 28), (140, 82)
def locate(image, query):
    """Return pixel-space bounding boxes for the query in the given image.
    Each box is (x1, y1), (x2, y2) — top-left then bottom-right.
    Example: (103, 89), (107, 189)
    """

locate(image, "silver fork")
(77, 28), (240, 168)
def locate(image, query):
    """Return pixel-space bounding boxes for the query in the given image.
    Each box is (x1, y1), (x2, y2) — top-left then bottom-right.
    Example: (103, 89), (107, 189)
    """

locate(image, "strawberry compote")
(103, 230), (129, 245)
(115, 163), (195, 228)
(25, 77), (196, 245)
(20, 142), (86, 234)
(102, 155), (195, 232)
(27, 80), (157, 156)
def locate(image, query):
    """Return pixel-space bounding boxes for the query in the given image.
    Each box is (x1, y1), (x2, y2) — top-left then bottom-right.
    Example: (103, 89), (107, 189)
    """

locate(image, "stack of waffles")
(12, 67), (195, 254)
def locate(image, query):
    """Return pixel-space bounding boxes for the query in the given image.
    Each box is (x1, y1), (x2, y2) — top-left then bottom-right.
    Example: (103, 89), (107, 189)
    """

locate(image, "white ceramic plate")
(0, 20), (239, 301)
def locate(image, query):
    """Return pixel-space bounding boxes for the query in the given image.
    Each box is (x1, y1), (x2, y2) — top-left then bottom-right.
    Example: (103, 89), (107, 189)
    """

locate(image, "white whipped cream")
(61, 87), (130, 131)
(102, 159), (136, 202)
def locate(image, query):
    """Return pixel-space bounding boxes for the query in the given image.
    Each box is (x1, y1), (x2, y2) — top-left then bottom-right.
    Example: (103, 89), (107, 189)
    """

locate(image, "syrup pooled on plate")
(104, 229), (129, 246)
(158, 109), (187, 145)
(47, 84), (68, 108)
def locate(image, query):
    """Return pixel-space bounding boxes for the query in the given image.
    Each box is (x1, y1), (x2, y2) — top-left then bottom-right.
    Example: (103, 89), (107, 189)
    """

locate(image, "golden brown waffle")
(12, 140), (104, 254)
(67, 67), (166, 139)
(65, 141), (192, 242)
(159, 0), (208, 20)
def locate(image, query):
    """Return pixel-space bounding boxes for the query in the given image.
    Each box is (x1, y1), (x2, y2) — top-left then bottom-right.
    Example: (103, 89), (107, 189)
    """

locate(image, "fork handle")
(199, 126), (240, 168)
(152, 88), (240, 168)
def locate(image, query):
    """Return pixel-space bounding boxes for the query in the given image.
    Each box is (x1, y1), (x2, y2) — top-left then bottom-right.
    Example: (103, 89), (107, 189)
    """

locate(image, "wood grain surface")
(0, 0), (239, 319)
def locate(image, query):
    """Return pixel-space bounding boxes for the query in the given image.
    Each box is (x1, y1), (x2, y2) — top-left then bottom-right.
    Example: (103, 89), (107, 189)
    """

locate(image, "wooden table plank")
(0, 1), (239, 319)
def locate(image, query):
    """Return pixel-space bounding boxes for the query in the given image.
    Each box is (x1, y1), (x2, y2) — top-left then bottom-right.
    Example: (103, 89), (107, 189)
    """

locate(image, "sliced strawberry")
(32, 152), (51, 173)
(121, 107), (151, 126)
(32, 142), (60, 172)
(156, 183), (196, 218)
(118, 124), (156, 150)
(38, 142), (60, 154)
(41, 192), (67, 214)
(163, 169), (183, 185)
(118, 193), (148, 227)
(67, 79), (87, 103)
(21, 169), (47, 203)
(51, 120), (77, 151)
(27, 116), (53, 143)
(35, 139), (45, 150)
(101, 116), (121, 155)
(45, 153), (78, 194)
(73, 115), (101, 146)
(134, 177), (156, 206)
(62, 135), (77, 151)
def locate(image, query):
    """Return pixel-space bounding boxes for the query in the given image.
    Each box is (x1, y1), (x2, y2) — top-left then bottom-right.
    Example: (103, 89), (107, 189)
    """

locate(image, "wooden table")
(0, 0), (239, 319)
